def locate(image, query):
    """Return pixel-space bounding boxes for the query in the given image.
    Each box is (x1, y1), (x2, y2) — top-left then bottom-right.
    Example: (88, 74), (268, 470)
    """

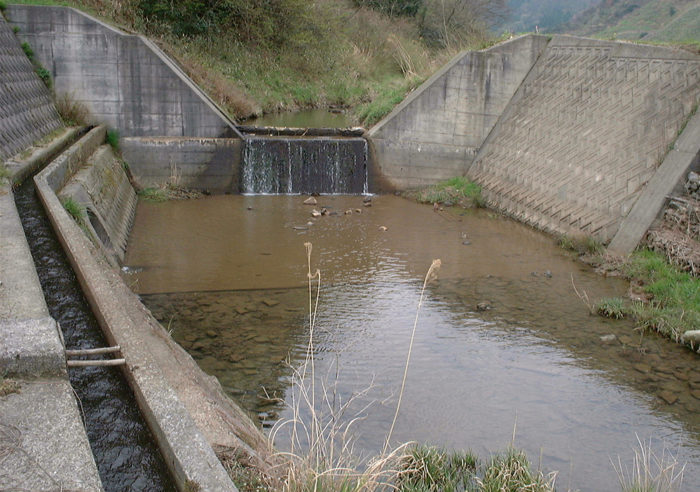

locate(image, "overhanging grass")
(624, 249), (700, 341)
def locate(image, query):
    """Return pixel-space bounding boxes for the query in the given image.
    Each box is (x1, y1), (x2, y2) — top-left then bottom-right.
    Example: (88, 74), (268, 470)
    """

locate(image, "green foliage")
(139, 187), (168, 202)
(624, 249), (700, 341)
(479, 449), (555, 492)
(106, 128), (120, 151)
(594, 297), (627, 319)
(0, 1), (6, 12)
(63, 197), (85, 224)
(0, 163), (11, 185)
(353, 0), (423, 18)
(35, 66), (52, 88)
(398, 445), (478, 491)
(21, 41), (34, 60)
(12, 25), (19, 34)
(409, 176), (484, 208)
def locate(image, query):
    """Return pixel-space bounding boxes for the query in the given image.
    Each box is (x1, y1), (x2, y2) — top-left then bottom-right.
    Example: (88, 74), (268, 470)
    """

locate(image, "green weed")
(623, 250), (700, 342)
(62, 196), (85, 224)
(595, 297), (627, 319)
(478, 448), (556, 492)
(0, 163), (11, 185)
(21, 41), (34, 60)
(0, 1), (7, 12)
(408, 176), (484, 208)
(138, 187), (168, 202)
(106, 129), (120, 151)
(397, 445), (478, 491)
(35, 66), (52, 88)
(558, 234), (605, 256)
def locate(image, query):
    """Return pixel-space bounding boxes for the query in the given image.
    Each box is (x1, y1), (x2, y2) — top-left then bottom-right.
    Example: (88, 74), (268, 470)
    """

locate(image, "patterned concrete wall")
(6, 5), (240, 139)
(0, 14), (62, 162)
(369, 35), (549, 190)
(468, 36), (700, 242)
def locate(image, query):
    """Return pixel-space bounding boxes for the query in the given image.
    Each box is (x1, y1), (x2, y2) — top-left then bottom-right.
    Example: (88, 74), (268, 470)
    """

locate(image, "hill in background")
(559, 0), (700, 44)
(497, 0), (599, 34)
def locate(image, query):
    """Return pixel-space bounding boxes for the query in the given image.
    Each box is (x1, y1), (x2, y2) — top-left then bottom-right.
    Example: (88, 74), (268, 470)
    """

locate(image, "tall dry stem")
(383, 258), (441, 456)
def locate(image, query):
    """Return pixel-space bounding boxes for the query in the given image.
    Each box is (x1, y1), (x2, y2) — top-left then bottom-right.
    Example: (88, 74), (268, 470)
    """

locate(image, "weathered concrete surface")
(60, 144), (137, 264)
(0, 379), (103, 491)
(0, 13), (62, 161)
(369, 35), (549, 190)
(6, 5), (242, 139)
(121, 136), (242, 193)
(468, 36), (700, 244)
(0, 130), (102, 490)
(35, 127), (251, 491)
(609, 110), (700, 253)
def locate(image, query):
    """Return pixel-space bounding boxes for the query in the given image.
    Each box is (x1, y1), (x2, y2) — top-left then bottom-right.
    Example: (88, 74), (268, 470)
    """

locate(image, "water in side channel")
(124, 194), (700, 491)
(15, 180), (175, 492)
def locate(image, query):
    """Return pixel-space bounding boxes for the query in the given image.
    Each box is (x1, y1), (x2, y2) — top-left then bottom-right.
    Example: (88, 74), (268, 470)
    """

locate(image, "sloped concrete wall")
(368, 35), (549, 190)
(6, 5), (241, 139)
(0, 14), (62, 161)
(468, 36), (700, 243)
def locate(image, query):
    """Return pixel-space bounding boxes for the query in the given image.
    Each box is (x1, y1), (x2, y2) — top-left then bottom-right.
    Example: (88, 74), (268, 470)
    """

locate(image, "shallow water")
(125, 195), (700, 491)
(247, 109), (355, 128)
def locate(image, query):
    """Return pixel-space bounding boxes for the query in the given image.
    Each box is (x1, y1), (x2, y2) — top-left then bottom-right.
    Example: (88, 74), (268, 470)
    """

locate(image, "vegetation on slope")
(11, 0), (506, 126)
(560, 0), (700, 48)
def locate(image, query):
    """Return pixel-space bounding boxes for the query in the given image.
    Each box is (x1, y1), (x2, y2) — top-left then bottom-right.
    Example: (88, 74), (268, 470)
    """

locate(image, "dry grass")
(0, 378), (21, 397)
(612, 436), (685, 492)
(54, 91), (89, 127)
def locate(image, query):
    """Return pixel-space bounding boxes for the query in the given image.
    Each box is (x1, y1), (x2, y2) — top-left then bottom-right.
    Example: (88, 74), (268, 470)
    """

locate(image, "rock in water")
(379, 225), (388, 231)
(310, 209), (321, 217)
(476, 301), (492, 311)
(682, 330), (700, 345)
(303, 196), (317, 205)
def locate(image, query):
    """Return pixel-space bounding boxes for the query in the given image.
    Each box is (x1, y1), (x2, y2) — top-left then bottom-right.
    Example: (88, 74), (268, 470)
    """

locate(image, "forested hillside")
(498, 0), (598, 34)
(560, 0), (700, 44)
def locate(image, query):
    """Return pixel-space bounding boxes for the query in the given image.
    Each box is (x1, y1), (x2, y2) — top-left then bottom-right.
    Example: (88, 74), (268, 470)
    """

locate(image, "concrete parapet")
(369, 34), (549, 190)
(35, 128), (240, 491)
(0, 14), (62, 161)
(121, 136), (242, 193)
(6, 5), (242, 139)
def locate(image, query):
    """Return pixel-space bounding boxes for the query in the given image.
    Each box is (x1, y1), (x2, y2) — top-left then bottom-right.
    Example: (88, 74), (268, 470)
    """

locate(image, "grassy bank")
(403, 176), (485, 208)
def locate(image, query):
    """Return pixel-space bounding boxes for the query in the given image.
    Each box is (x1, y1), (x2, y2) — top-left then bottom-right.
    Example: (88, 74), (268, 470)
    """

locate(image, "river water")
(124, 194), (700, 491)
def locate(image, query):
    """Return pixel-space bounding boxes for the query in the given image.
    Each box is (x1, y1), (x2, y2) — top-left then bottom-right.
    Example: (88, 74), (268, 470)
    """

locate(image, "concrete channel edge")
(33, 126), (238, 492)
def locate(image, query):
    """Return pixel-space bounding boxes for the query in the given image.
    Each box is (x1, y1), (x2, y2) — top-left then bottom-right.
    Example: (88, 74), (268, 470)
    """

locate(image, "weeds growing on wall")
(62, 196), (85, 224)
(558, 233), (605, 256)
(106, 129), (120, 152)
(0, 163), (11, 185)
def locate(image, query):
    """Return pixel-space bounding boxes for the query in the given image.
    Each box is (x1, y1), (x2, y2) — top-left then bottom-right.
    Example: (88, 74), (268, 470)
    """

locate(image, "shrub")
(106, 128), (120, 151)
(35, 66), (52, 89)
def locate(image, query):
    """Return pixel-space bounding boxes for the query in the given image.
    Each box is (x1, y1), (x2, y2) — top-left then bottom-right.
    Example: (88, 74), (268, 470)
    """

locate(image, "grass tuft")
(407, 176), (484, 208)
(397, 445), (478, 491)
(478, 448), (556, 492)
(35, 66), (52, 89)
(62, 196), (85, 224)
(106, 128), (120, 151)
(612, 436), (685, 492)
(54, 92), (89, 126)
(558, 233), (605, 256)
(623, 250), (700, 342)
(138, 187), (168, 202)
(595, 297), (627, 319)
(0, 163), (11, 185)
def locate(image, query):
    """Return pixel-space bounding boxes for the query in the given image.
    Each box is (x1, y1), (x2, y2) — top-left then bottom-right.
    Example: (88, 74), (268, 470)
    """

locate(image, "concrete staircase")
(468, 36), (700, 241)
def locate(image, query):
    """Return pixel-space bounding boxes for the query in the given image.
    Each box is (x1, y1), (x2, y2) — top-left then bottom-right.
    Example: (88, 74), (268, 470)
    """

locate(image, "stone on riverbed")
(303, 196), (317, 205)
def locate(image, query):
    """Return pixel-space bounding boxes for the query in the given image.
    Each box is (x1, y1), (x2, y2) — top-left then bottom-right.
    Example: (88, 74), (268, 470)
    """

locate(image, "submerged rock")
(599, 334), (616, 343)
(379, 225), (388, 231)
(476, 301), (492, 311)
(303, 196), (317, 205)
(310, 209), (321, 217)
(658, 391), (678, 405)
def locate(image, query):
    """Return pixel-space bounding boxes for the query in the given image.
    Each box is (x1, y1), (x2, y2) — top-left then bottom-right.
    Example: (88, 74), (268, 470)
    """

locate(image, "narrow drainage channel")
(14, 179), (175, 492)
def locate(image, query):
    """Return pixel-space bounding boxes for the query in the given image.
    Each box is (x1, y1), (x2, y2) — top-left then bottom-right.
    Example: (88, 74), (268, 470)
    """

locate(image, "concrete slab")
(0, 378), (102, 491)
(0, 317), (64, 377)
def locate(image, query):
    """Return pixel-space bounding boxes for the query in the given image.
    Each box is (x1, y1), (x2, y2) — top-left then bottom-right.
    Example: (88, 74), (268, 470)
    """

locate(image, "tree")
(417, 0), (508, 48)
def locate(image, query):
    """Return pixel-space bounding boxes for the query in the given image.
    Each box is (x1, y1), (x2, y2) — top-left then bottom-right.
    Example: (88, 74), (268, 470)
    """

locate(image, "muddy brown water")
(124, 195), (700, 491)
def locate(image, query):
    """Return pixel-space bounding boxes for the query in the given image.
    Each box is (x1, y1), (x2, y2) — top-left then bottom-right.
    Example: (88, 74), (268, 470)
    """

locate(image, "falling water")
(241, 136), (368, 194)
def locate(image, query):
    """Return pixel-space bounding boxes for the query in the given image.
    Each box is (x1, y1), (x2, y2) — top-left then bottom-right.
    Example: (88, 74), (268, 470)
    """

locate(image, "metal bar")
(65, 346), (121, 356)
(67, 359), (126, 367)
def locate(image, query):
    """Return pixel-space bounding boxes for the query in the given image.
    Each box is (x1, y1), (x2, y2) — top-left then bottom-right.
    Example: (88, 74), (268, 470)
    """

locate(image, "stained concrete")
(6, 5), (242, 139)
(369, 35), (549, 190)
(121, 136), (242, 193)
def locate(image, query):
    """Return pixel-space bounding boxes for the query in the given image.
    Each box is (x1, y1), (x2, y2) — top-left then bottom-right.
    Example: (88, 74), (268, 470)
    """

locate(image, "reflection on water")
(125, 195), (700, 491)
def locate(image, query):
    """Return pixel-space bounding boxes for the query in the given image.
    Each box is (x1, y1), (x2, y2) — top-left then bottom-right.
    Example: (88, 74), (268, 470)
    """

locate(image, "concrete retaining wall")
(121, 137), (242, 193)
(0, 13), (62, 162)
(368, 35), (549, 190)
(468, 36), (700, 245)
(6, 5), (242, 139)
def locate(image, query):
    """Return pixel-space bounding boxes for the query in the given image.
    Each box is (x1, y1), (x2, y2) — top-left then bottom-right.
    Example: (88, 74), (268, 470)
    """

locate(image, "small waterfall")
(241, 136), (368, 194)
